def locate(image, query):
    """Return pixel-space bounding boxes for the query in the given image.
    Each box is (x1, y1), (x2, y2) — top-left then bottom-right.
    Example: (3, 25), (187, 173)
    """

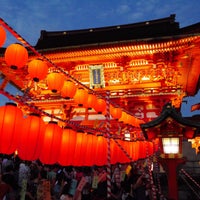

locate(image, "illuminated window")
(162, 137), (179, 154)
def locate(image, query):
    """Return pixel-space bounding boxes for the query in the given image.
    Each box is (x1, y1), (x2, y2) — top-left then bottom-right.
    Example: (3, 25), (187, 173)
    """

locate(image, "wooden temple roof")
(35, 14), (200, 49)
(140, 103), (200, 140)
(36, 14), (181, 49)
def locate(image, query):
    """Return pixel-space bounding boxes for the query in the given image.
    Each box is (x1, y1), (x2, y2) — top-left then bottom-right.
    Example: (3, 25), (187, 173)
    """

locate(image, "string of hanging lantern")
(0, 17), (143, 138)
(0, 18), (155, 168)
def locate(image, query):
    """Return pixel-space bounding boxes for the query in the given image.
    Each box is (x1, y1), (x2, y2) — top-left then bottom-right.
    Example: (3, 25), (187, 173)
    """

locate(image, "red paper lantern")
(61, 80), (77, 99)
(110, 139), (129, 164)
(73, 88), (88, 107)
(73, 130), (86, 166)
(5, 43), (28, 70)
(119, 111), (128, 123)
(28, 59), (48, 82)
(47, 72), (65, 93)
(93, 98), (106, 114)
(0, 103), (23, 154)
(110, 139), (121, 164)
(39, 121), (62, 165)
(58, 126), (77, 166)
(84, 133), (97, 166)
(131, 141), (139, 161)
(110, 105), (122, 120)
(84, 93), (97, 109)
(0, 26), (6, 47)
(94, 135), (107, 166)
(139, 141), (147, 159)
(17, 113), (46, 161)
(147, 141), (154, 156)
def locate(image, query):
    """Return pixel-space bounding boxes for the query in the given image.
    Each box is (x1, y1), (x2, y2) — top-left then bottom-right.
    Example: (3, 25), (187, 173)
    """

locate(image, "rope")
(113, 139), (133, 162)
(105, 90), (112, 198)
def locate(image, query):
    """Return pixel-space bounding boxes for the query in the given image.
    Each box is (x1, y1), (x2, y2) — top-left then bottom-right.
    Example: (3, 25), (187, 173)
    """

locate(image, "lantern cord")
(0, 88), (103, 134)
(113, 139), (133, 162)
(105, 91), (112, 198)
(0, 18), (140, 124)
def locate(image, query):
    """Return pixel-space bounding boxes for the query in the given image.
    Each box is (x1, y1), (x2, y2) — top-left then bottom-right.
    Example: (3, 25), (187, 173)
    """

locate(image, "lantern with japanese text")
(28, 59), (48, 82)
(39, 121), (62, 164)
(47, 72), (65, 93)
(0, 26), (6, 47)
(17, 113), (46, 161)
(0, 103), (23, 154)
(5, 43), (28, 70)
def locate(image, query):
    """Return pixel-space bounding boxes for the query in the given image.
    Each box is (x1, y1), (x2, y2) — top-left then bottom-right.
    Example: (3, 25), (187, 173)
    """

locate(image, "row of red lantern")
(3, 42), (142, 125)
(3, 40), (142, 126)
(0, 103), (155, 166)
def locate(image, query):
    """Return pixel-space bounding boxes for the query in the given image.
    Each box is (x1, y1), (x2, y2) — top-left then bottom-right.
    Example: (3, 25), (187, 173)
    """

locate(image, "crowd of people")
(0, 155), (153, 200)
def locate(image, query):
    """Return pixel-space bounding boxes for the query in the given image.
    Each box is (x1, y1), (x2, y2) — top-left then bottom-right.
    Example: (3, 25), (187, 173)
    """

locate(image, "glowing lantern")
(119, 111), (128, 123)
(110, 139), (122, 164)
(139, 141), (147, 159)
(132, 141), (139, 161)
(61, 80), (77, 99)
(93, 98), (106, 114)
(39, 121), (62, 164)
(110, 105), (122, 120)
(58, 126), (77, 166)
(0, 103), (23, 154)
(84, 133), (97, 166)
(17, 113), (46, 161)
(73, 130), (86, 166)
(47, 72), (65, 93)
(84, 93), (97, 109)
(28, 59), (48, 82)
(73, 88), (88, 107)
(94, 135), (107, 166)
(5, 43), (28, 70)
(0, 26), (6, 47)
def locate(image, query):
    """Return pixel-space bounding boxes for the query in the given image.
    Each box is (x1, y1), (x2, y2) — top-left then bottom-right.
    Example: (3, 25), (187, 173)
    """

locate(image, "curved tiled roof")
(140, 103), (200, 139)
(36, 14), (182, 49)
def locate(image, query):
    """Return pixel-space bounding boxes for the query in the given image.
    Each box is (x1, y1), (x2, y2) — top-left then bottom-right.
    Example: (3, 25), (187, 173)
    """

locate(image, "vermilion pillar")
(159, 157), (186, 200)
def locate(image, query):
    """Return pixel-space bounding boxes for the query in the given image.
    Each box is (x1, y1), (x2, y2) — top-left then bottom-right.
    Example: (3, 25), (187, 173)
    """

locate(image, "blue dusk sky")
(1, 0), (200, 46)
(0, 0), (200, 116)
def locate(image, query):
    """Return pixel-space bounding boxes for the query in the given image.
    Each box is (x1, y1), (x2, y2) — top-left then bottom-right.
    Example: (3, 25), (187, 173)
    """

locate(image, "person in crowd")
(81, 167), (92, 200)
(1, 164), (19, 200)
(0, 174), (12, 200)
(25, 162), (40, 200)
(59, 181), (73, 200)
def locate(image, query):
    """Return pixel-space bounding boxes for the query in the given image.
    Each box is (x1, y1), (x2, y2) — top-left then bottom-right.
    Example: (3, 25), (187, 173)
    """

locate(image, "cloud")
(1, 0), (199, 46)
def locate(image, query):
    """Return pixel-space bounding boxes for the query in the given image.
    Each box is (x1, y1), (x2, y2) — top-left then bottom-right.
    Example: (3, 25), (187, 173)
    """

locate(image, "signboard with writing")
(89, 65), (105, 89)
